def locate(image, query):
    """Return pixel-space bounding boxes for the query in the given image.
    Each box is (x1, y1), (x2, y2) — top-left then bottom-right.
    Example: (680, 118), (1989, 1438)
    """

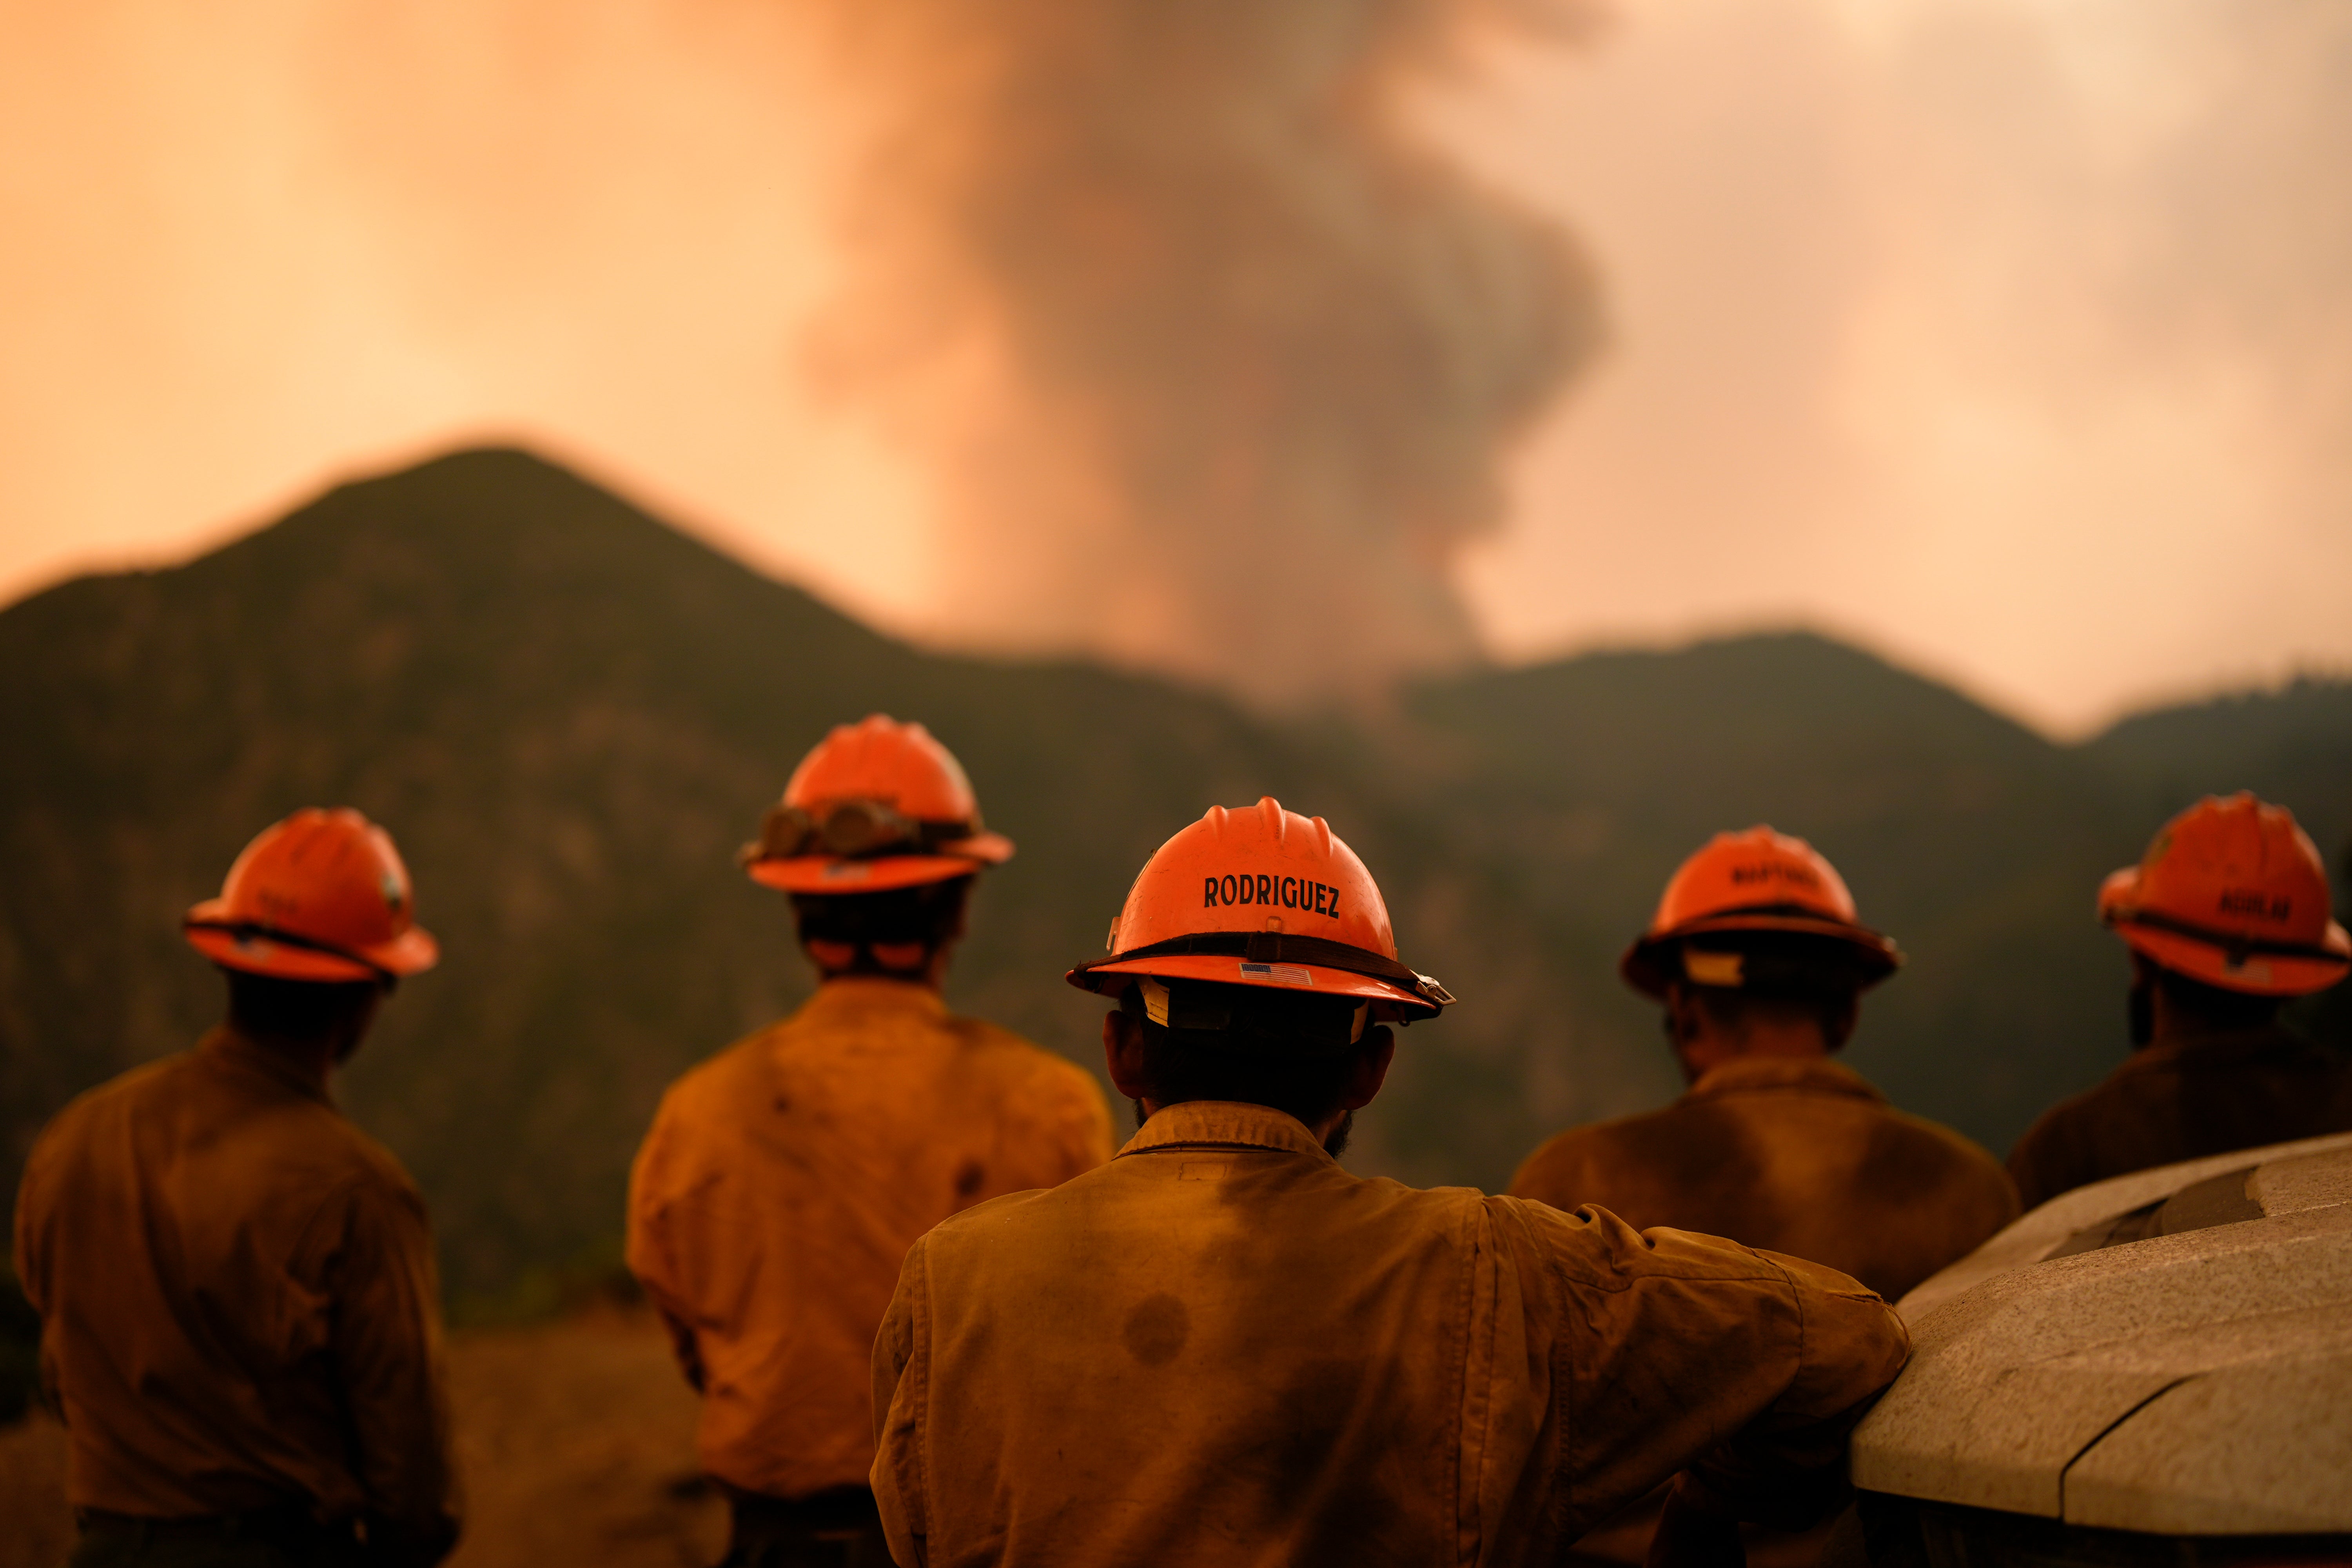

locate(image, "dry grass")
(0, 1307), (726, 1568)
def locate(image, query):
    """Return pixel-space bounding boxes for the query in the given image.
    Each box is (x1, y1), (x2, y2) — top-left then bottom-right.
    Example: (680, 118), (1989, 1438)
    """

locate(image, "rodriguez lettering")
(1204, 873), (1340, 918)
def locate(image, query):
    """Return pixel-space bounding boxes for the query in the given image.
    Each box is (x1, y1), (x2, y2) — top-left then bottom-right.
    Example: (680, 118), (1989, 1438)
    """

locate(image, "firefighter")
(628, 715), (1113, 1568)
(869, 798), (1911, 1568)
(2007, 792), (2352, 1210)
(13, 809), (459, 1568)
(1507, 828), (2013, 1568)
(1513, 827), (2018, 1302)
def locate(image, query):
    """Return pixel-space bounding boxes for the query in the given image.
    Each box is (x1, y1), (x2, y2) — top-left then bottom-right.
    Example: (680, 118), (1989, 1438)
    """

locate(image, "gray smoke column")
(811, 0), (1605, 704)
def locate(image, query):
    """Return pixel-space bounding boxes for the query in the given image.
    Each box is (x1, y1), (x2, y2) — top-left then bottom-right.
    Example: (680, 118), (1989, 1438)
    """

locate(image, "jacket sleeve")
(624, 1111), (704, 1391)
(11, 1153), (40, 1314)
(1671, 1245), (1910, 1529)
(1508, 1200), (1909, 1536)
(317, 1174), (462, 1567)
(870, 1243), (931, 1568)
(11, 1145), (59, 1418)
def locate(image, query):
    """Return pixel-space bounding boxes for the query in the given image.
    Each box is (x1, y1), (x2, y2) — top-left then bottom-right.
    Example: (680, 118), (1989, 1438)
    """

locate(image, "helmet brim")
(2096, 865), (2140, 922)
(939, 830), (1014, 866)
(746, 844), (1005, 894)
(2101, 864), (2352, 996)
(1621, 912), (1903, 1000)
(1067, 952), (1440, 1023)
(2112, 920), (2350, 996)
(183, 904), (438, 982)
(365, 927), (440, 975)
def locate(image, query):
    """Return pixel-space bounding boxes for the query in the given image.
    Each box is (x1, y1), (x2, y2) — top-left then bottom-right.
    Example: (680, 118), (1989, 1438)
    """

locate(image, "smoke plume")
(808, 0), (1605, 704)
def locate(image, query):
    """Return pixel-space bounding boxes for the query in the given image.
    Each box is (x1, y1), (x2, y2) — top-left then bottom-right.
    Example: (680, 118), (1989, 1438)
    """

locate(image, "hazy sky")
(1435, 0), (2352, 732)
(4, 0), (2346, 733)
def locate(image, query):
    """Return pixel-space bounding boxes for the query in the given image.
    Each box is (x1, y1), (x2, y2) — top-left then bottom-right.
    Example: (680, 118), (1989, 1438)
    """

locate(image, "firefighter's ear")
(1825, 993), (1860, 1053)
(804, 938), (858, 974)
(1341, 1027), (1395, 1111)
(1103, 1008), (1149, 1100)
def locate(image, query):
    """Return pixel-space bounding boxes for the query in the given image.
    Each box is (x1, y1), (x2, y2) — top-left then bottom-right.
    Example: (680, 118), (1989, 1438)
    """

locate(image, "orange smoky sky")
(0, 0), (937, 622)
(1433, 0), (2352, 731)
(1, 0), (2347, 732)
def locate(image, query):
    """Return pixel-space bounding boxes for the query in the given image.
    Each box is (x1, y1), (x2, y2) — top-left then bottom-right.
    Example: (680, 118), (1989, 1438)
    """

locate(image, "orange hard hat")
(1066, 797), (1454, 1022)
(740, 715), (1014, 894)
(184, 808), (439, 983)
(2100, 792), (2349, 996)
(1621, 825), (1901, 998)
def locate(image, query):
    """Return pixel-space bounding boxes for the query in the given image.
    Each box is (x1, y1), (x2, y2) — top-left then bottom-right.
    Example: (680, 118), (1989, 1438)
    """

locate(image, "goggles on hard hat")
(740, 798), (987, 866)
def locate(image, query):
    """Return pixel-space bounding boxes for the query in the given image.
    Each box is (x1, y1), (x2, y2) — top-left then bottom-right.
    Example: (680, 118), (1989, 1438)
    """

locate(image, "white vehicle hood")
(1850, 1129), (2352, 1535)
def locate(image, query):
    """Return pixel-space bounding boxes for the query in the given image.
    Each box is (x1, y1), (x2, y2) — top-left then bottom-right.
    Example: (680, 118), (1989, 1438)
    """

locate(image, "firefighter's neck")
(1102, 1010), (1394, 1148)
(221, 977), (382, 1091)
(232, 1017), (370, 1090)
(2132, 956), (2278, 1050)
(1666, 985), (1842, 1086)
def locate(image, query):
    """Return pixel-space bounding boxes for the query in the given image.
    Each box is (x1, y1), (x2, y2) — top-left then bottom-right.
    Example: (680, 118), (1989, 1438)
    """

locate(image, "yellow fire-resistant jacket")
(1512, 1056), (2018, 1302)
(2007, 1024), (2352, 1210)
(870, 1100), (1911, 1568)
(627, 977), (1114, 1502)
(12, 1029), (458, 1550)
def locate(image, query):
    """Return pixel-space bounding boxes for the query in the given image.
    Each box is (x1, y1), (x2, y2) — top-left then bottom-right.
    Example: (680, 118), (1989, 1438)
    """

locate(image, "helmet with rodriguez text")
(1065, 796), (1454, 1028)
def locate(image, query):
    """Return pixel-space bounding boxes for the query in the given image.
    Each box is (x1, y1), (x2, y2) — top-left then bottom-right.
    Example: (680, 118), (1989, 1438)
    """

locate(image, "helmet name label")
(2098, 792), (2345, 998)
(1730, 862), (1821, 889)
(1204, 874), (1338, 918)
(2218, 889), (2292, 922)
(1069, 796), (1451, 1020)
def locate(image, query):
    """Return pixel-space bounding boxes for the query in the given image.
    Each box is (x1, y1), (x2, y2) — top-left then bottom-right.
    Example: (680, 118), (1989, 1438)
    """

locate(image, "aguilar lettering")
(2219, 890), (2292, 921)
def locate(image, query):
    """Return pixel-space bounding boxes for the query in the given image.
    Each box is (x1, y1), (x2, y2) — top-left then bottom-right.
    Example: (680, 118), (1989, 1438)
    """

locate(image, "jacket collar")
(198, 1025), (336, 1107)
(1118, 1101), (1333, 1161)
(797, 975), (947, 1022)
(2116, 1022), (2317, 1076)
(1684, 1054), (1884, 1105)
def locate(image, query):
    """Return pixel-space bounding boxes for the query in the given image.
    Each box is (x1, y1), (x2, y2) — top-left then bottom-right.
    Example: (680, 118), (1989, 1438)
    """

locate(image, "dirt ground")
(0, 1307), (726, 1568)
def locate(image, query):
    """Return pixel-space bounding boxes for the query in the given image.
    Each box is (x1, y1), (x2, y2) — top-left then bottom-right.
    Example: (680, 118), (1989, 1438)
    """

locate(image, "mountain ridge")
(4, 446), (2344, 1307)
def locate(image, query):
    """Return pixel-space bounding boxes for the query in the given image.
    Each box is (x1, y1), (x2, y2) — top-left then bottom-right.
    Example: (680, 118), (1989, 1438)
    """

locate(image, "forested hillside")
(3, 447), (2343, 1310)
